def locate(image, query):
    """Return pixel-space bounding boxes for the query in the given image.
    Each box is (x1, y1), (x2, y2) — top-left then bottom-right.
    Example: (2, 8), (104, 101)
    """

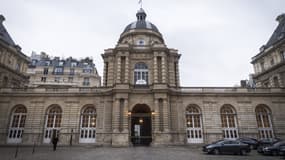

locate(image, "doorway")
(131, 104), (152, 146)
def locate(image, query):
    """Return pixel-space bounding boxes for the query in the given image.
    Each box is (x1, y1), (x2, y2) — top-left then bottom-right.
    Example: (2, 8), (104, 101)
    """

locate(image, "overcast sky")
(1, 0), (285, 86)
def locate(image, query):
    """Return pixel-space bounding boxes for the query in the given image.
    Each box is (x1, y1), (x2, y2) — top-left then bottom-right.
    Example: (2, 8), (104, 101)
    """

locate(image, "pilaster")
(161, 54), (167, 83)
(153, 52), (158, 83)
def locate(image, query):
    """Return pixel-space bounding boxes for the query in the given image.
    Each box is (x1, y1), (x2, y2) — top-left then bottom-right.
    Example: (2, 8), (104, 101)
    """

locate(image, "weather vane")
(138, 0), (143, 8)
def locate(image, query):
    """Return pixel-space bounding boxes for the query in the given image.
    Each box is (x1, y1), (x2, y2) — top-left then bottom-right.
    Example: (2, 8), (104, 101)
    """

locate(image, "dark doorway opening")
(131, 104), (152, 146)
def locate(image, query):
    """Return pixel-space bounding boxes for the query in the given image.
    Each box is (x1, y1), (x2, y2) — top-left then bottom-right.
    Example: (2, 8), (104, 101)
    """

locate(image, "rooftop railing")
(0, 87), (284, 94)
(177, 87), (285, 93)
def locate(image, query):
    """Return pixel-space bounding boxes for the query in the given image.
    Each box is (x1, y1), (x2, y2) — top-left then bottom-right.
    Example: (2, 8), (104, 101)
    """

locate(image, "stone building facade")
(28, 52), (101, 88)
(0, 15), (29, 88)
(0, 9), (285, 147)
(251, 13), (285, 88)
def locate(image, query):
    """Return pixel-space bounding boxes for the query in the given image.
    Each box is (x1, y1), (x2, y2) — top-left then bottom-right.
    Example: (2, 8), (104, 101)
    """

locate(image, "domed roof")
(122, 8), (160, 34)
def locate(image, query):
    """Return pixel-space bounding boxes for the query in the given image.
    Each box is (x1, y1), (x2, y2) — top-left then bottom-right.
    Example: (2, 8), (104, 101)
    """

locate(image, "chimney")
(0, 15), (5, 24)
(276, 13), (285, 23)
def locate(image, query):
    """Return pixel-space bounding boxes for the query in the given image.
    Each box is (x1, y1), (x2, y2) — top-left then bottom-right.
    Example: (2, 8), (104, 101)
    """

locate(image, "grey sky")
(1, 0), (285, 86)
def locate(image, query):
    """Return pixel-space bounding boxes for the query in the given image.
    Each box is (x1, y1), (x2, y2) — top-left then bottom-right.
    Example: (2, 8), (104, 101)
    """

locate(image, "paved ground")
(0, 146), (283, 160)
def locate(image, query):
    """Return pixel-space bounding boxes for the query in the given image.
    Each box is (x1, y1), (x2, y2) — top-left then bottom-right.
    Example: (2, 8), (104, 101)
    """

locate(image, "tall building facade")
(0, 9), (285, 146)
(251, 13), (285, 88)
(28, 52), (101, 88)
(0, 15), (29, 88)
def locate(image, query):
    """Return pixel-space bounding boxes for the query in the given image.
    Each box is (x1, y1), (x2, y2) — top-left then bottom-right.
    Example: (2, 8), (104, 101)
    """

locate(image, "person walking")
(52, 136), (59, 151)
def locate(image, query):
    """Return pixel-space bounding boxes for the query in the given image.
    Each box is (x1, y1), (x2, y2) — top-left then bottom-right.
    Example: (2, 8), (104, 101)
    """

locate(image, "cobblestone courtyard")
(0, 146), (283, 160)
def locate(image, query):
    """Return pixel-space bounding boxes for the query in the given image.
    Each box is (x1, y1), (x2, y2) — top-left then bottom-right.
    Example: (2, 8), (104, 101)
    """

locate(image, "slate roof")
(123, 8), (160, 34)
(265, 13), (285, 48)
(0, 15), (16, 46)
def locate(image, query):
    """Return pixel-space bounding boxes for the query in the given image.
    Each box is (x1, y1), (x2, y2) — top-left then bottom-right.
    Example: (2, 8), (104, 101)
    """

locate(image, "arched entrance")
(130, 104), (152, 146)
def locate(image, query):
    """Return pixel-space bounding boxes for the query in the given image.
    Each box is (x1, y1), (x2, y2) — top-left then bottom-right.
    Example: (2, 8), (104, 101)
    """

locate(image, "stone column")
(112, 99), (120, 132)
(175, 61), (180, 87)
(116, 56), (121, 83)
(161, 54), (167, 83)
(123, 99), (129, 132)
(153, 99), (159, 132)
(153, 52), (158, 83)
(103, 61), (107, 86)
(124, 55), (129, 83)
(163, 98), (170, 132)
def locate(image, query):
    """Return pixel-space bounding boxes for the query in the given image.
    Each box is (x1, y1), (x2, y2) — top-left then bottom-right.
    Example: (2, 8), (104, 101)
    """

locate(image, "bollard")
(32, 141), (36, 154)
(70, 129), (73, 146)
(14, 144), (19, 158)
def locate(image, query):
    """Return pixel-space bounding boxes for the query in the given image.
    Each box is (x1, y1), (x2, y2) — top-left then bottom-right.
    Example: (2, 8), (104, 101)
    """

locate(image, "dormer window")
(59, 61), (64, 66)
(45, 61), (50, 66)
(71, 62), (77, 67)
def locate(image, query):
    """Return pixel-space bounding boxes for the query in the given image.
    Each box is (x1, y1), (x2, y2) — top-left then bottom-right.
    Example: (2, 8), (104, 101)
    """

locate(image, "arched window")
(134, 62), (148, 85)
(220, 105), (239, 139)
(44, 105), (62, 143)
(80, 105), (96, 143)
(256, 105), (274, 138)
(7, 105), (27, 143)
(186, 104), (203, 143)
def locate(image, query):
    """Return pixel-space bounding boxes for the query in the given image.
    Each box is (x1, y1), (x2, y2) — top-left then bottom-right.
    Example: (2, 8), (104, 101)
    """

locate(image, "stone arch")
(45, 104), (62, 114)
(43, 104), (62, 143)
(130, 104), (152, 146)
(185, 104), (203, 143)
(7, 104), (27, 143)
(186, 104), (202, 114)
(255, 104), (274, 138)
(79, 104), (97, 143)
(220, 104), (239, 139)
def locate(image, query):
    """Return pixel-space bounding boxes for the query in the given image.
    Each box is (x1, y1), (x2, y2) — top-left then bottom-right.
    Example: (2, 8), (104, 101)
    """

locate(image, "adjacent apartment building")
(28, 52), (101, 88)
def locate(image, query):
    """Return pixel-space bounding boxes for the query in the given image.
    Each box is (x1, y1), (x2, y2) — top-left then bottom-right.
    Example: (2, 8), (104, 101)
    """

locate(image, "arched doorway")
(130, 104), (152, 146)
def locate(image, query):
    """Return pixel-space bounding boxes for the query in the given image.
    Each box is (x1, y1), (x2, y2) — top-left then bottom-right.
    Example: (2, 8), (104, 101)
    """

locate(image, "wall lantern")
(139, 118), (144, 124)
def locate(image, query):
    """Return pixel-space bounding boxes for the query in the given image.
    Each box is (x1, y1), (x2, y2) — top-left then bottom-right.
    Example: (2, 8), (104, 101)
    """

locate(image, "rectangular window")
(70, 68), (75, 75)
(45, 61), (50, 66)
(43, 68), (49, 75)
(260, 61), (265, 72)
(280, 51), (285, 61)
(68, 77), (73, 83)
(54, 77), (60, 82)
(71, 62), (77, 67)
(83, 69), (92, 73)
(54, 67), (63, 75)
(41, 77), (46, 82)
(15, 63), (20, 71)
(83, 77), (90, 86)
(32, 60), (37, 66)
(59, 61), (64, 66)
(270, 58), (274, 65)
